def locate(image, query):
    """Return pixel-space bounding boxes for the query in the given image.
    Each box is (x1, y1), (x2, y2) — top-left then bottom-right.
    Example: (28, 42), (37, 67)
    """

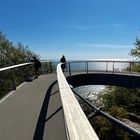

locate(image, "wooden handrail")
(57, 63), (99, 140)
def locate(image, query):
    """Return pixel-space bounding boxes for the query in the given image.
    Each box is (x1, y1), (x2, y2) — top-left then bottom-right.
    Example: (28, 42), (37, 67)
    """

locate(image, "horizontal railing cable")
(71, 88), (140, 138)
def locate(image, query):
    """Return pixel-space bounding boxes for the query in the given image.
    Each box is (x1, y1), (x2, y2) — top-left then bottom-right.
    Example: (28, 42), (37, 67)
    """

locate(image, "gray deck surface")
(0, 74), (67, 140)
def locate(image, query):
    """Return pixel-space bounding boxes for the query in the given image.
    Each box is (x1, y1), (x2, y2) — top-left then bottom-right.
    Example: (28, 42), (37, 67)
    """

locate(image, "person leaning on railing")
(60, 55), (66, 72)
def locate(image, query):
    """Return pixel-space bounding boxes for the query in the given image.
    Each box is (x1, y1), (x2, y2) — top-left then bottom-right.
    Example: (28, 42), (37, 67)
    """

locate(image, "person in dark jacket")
(60, 55), (66, 72)
(32, 56), (41, 78)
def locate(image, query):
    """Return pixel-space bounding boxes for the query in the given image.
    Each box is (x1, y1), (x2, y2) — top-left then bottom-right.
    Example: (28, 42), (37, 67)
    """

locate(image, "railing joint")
(88, 108), (101, 119)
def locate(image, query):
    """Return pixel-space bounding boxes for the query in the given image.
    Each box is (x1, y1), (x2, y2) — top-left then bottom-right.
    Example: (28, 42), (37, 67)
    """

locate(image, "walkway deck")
(0, 74), (67, 140)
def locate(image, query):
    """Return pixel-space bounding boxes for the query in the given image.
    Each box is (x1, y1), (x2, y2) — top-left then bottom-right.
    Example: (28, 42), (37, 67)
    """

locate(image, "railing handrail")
(0, 60), (53, 72)
(41, 60), (52, 63)
(57, 63), (99, 140)
(0, 62), (32, 72)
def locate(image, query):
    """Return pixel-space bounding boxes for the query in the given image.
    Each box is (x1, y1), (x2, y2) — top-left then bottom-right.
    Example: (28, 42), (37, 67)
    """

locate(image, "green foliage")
(91, 115), (130, 140)
(0, 32), (36, 96)
(130, 62), (140, 72)
(0, 32), (36, 67)
(0, 32), (53, 98)
(77, 94), (131, 139)
(129, 38), (140, 59)
(40, 62), (55, 74)
(129, 38), (140, 72)
(101, 86), (140, 114)
(90, 86), (140, 139)
(0, 71), (14, 97)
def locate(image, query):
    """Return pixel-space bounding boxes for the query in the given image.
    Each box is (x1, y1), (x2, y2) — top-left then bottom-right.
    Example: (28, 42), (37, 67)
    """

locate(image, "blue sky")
(0, 0), (140, 60)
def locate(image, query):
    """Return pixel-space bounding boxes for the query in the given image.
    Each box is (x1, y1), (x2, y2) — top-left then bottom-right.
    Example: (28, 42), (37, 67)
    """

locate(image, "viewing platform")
(0, 60), (140, 139)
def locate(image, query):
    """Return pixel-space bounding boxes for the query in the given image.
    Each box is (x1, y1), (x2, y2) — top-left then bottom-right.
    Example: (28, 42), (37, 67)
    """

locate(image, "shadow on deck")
(0, 74), (67, 140)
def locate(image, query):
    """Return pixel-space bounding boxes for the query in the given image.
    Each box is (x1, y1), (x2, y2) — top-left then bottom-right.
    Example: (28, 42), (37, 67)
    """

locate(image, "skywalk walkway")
(0, 74), (67, 140)
(1, 60), (140, 139)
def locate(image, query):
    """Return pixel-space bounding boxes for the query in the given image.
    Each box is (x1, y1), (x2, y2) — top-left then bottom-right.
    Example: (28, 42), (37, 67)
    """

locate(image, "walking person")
(60, 55), (66, 72)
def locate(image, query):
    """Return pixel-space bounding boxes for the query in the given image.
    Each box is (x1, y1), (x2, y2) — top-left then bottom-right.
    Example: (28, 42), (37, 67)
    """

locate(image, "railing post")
(113, 61), (114, 73)
(49, 62), (52, 73)
(11, 68), (16, 90)
(106, 61), (108, 72)
(68, 62), (71, 76)
(85, 61), (86, 73)
(87, 61), (88, 74)
(129, 61), (131, 72)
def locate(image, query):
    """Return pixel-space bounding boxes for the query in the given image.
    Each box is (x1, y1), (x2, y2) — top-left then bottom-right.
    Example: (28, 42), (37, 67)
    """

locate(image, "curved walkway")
(0, 74), (67, 140)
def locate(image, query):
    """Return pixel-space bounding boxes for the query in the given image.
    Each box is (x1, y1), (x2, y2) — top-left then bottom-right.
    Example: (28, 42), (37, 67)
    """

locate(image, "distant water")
(53, 60), (131, 101)
(74, 85), (105, 98)
(69, 62), (129, 71)
(53, 60), (130, 72)
(73, 85), (105, 107)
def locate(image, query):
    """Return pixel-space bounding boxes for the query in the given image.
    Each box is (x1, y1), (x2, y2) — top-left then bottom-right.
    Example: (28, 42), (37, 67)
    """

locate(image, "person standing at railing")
(31, 56), (41, 78)
(60, 55), (66, 72)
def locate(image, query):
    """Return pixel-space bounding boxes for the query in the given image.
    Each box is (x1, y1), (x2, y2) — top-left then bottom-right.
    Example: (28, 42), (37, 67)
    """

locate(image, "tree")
(0, 32), (36, 96)
(129, 38), (140, 59)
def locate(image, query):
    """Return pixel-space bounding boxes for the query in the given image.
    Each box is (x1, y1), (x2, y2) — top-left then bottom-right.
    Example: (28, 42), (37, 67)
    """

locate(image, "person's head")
(33, 56), (36, 59)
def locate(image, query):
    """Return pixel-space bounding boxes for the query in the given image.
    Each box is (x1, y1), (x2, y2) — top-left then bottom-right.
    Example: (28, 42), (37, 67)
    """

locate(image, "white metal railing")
(57, 63), (99, 140)
(67, 60), (140, 76)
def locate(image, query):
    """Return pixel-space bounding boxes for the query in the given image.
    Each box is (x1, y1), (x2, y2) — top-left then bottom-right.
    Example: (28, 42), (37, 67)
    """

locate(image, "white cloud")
(77, 43), (133, 49)
(113, 23), (127, 28)
(64, 23), (127, 31)
(64, 25), (88, 30)
(91, 23), (128, 29)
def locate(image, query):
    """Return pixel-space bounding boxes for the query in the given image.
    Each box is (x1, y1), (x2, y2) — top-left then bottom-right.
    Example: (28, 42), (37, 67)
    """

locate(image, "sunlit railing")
(57, 63), (99, 140)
